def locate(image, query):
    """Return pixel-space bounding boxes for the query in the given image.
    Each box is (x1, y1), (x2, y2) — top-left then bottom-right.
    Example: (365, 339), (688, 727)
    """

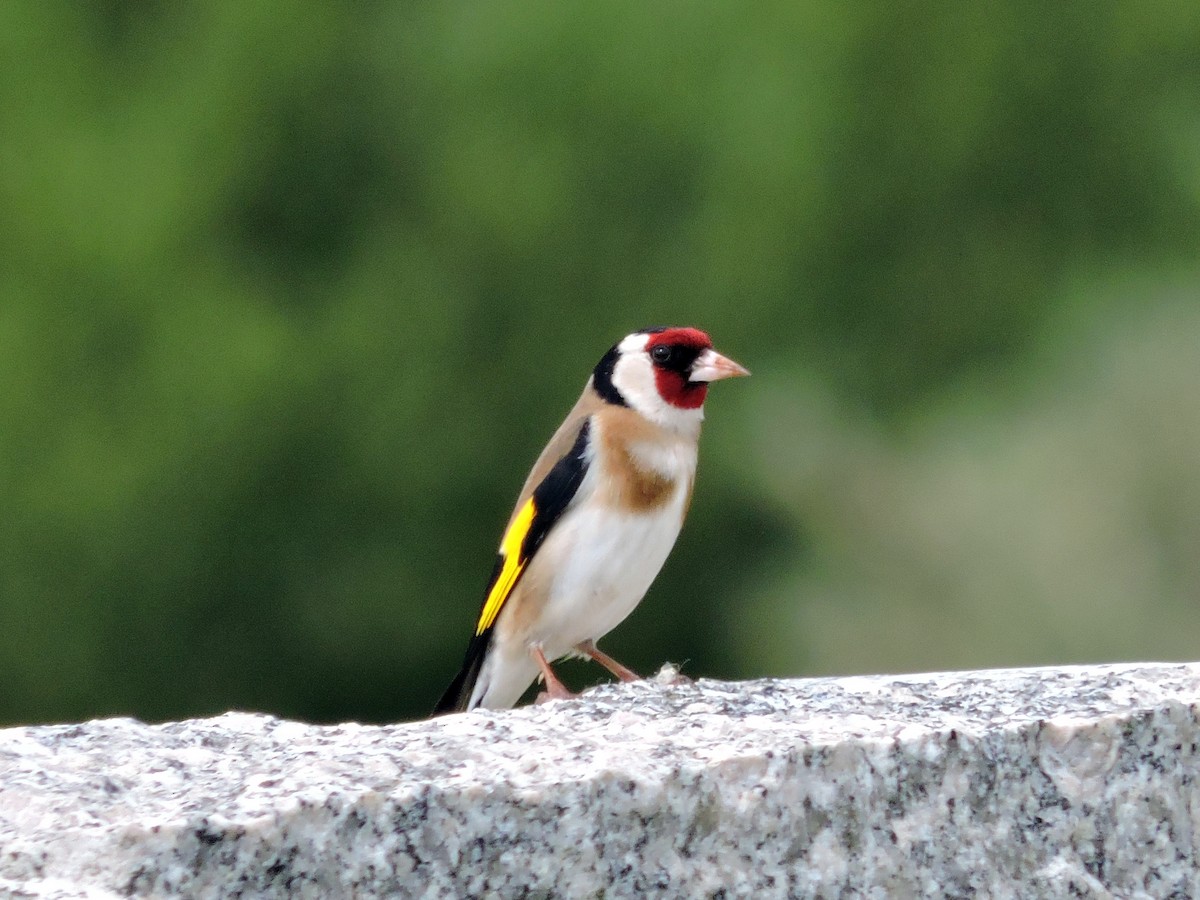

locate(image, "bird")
(433, 326), (749, 714)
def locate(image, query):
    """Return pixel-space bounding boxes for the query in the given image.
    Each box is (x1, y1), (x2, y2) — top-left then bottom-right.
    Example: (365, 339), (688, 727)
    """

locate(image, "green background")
(4, 4), (1200, 725)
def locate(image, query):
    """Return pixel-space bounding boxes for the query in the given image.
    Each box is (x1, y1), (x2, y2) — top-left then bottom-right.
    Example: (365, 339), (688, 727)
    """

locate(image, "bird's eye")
(651, 345), (672, 364)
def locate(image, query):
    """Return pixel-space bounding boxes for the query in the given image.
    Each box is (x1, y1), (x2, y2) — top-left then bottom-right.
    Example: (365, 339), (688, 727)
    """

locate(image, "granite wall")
(2, 663), (1199, 898)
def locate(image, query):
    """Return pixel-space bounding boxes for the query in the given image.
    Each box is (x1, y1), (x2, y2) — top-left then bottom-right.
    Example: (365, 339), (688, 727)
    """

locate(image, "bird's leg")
(530, 645), (575, 703)
(576, 639), (640, 683)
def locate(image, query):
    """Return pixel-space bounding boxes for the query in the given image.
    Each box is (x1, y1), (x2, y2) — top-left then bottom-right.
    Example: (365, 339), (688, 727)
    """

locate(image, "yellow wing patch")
(475, 498), (537, 635)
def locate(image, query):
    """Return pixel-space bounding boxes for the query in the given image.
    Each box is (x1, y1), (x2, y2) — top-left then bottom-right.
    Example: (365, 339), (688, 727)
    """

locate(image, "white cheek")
(613, 358), (705, 434)
(610, 354), (660, 413)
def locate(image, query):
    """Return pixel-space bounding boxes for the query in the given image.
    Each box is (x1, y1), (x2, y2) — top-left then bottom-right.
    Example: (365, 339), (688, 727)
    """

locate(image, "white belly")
(530, 490), (687, 659)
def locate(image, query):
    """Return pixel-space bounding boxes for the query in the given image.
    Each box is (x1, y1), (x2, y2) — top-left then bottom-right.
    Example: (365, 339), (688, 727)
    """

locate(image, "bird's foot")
(534, 682), (577, 704)
(576, 640), (640, 683)
(530, 644), (575, 703)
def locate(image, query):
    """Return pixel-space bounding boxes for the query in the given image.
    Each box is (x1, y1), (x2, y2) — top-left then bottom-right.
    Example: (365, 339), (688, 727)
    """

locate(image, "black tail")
(432, 631), (492, 715)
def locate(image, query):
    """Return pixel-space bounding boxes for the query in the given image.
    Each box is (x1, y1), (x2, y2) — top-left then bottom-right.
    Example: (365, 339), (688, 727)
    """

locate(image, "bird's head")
(592, 326), (749, 431)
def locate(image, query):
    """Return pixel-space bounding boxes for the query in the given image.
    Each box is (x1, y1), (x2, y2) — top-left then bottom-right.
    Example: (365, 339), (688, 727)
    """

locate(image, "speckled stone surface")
(2, 664), (1200, 899)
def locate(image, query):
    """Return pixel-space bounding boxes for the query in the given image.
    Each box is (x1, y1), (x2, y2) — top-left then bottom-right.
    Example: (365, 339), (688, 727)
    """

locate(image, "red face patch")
(646, 327), (712, 410)
(655, 372), (707, 409)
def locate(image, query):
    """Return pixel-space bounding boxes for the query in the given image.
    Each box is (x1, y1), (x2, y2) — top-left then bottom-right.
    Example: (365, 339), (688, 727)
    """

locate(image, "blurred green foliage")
(2, 4), (1199, 725)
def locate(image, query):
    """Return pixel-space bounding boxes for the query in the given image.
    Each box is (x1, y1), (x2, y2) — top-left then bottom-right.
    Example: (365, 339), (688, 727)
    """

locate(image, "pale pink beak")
(689, 348), (751, 382)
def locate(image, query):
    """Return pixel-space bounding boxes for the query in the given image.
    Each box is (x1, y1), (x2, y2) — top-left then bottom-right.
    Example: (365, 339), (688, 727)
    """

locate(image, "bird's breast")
(525, 489), (690, 654)
(593, 415), (698, 516)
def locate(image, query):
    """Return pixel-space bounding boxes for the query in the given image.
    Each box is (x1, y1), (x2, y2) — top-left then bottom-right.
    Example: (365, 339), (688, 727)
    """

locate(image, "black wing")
(432, 419), (592, 714)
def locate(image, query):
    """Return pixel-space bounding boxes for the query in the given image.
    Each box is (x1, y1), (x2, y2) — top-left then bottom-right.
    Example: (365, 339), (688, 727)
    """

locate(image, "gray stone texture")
(1, 663), (1199, 898)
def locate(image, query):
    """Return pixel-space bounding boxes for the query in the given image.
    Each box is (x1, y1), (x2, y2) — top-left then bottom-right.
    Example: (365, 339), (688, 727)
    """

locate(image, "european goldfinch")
(434, 326), (749, 714)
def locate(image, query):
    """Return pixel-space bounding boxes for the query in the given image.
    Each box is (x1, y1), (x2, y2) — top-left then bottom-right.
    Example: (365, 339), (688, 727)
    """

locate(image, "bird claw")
(535, 684), (576, 704)
(530, 645), (575, 703)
